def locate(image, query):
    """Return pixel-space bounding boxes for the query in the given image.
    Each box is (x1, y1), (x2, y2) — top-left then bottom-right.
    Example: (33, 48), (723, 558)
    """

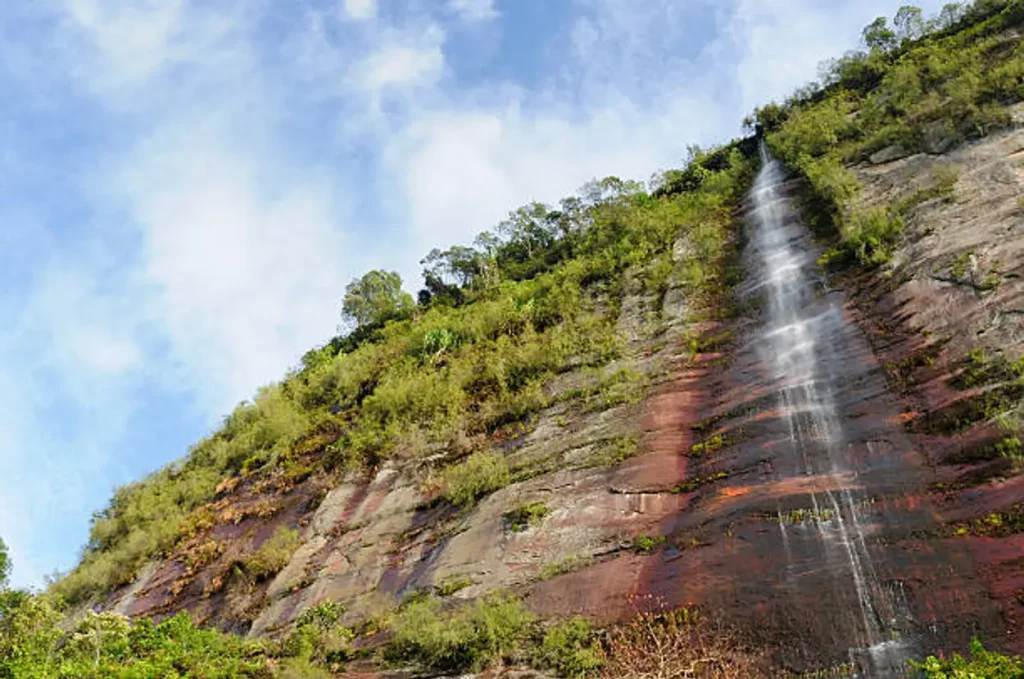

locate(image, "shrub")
(297, 600), (345, 629)
(436, 575), (474, 597)
(913, 638), (1023, 677)
(505, 502), (550, 532)
(386, 593), (534, 673)
(840, 207), (906, 266)
(442, 451), (512, 507)
(536, 618), (604, 678)
(601, 599), (759, 679)
(244, 526), (300, 581)
(0, 596), (271, 679)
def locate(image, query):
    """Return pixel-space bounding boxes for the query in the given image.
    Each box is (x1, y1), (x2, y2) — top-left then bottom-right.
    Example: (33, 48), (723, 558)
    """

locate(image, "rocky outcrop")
(836, 112), (1024, 655)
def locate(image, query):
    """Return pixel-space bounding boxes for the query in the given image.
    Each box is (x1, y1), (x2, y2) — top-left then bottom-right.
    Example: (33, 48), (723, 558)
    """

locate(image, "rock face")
(102, 125), (1024, 675)
(103, 225), (707, 640)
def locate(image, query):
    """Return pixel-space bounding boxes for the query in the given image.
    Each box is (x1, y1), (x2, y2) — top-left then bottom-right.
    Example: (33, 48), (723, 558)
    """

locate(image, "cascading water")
(747, 145), (911, 676)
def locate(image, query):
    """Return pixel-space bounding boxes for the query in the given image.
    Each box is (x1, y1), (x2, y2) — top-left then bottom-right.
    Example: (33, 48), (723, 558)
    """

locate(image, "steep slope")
(50, 139), (759, 637)
(9, 1), (1024, 677)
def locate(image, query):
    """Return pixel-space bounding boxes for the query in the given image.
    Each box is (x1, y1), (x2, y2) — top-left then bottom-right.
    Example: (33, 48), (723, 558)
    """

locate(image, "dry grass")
(600, 595), (765, 679)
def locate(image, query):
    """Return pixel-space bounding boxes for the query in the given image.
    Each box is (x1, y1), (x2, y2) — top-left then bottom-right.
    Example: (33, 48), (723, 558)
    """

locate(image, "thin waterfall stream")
(747, 146), (910, 676)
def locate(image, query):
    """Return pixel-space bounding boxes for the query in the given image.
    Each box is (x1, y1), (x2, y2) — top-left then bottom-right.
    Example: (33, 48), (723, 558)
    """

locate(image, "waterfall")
(747, 146), (910, 676)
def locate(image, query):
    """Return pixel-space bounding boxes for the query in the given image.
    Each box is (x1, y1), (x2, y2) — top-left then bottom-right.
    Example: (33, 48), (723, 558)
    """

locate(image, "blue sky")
(0, 0), (945, 587)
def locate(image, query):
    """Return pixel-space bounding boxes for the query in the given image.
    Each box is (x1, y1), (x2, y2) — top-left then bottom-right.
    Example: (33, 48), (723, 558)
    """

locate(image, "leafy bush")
(442, 451), (512, 507)
(505, 502), (550, 532)
(436, 575), (474, 596)
(535, 618), (604, 678)
(244, 526), (300, 581)
(0, 595), (270, 679)
(296, 601), (345, 629)
(841, 207), (906, 267)
(386, 593), (534, 673)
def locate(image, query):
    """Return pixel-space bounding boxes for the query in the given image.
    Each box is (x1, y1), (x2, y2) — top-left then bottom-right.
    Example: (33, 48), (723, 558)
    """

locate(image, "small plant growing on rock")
(283, 600), (355, 674)
(297, 600), (345, 629)
(539, 554), (594, 580)
(505, 502), (549, 532)
(244, 526), (300, 581)
(442, 451), (512, 508)
(435, 575), (473, 597)
(632, 535), (666, 553)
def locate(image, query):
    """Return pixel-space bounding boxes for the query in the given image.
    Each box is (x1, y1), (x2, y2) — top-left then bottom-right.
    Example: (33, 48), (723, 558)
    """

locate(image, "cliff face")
(103, 225), (712, 638)
(845, 111), (1024, 650)
(97, 116), (1024, 675)
(58, 6), (1024, 676)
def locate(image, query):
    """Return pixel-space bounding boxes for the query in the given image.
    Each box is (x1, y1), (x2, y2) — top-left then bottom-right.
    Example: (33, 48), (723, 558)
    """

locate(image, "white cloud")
(115, 127), (351, 409)
(354, 26), (446, 95)
(717, 0), (947, 112)
(343, 0), (377, 21)
(388, 89), (727, 276)
(449, 0), (499, 23)
(66, 0), (184, 84)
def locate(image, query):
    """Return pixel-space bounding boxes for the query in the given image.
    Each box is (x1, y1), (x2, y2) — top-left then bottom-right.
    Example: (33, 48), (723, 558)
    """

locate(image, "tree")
(0, 538), (9, 589)
(342, 270), (414, 328)
(421, 246), (483, 290)
(894, 5), (926, 41)
(497, 202), (558, 262)
(863, 16), (897, 51)
(935, 2), (966, 30)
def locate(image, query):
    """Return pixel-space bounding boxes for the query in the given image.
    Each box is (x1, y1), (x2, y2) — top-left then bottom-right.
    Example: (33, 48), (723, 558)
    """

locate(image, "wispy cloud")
(343, 0), (377, 22)
(448, 0), (499, 24)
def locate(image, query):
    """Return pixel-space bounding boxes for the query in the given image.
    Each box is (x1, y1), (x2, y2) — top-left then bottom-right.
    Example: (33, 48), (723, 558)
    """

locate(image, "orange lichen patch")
(720, 485), (752, 499)
(895, 411), (919, 425)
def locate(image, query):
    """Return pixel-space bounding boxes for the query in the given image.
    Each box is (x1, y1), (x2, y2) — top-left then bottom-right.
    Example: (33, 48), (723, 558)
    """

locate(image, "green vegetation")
(0, 600), (270, 678)
(244, 526), (301, 581)
(442, 450), (512, 508)
(754, 0), (1024, 267)
(587, 435), (641, 467)
(689, 434), (728, 457)
(342, 269), (415, 329)
(927, 381), (1024, 434)
(539, 554), (595, 580)
(52, 144), (754, 607)
(535, 618), (604, 678)
(914, 638), (1024, 677)
(952, 348), (1024, 390)
(673, 471), (729, 493)
(281, 600), (354, 674)
(385, 592), (534, 673)
(0, 539), (9, 589)
(435, 575), (474, 596)
(505, 502), (550, 532)
(632, 535), (666, 553)
(952, 503), (1024, 537)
